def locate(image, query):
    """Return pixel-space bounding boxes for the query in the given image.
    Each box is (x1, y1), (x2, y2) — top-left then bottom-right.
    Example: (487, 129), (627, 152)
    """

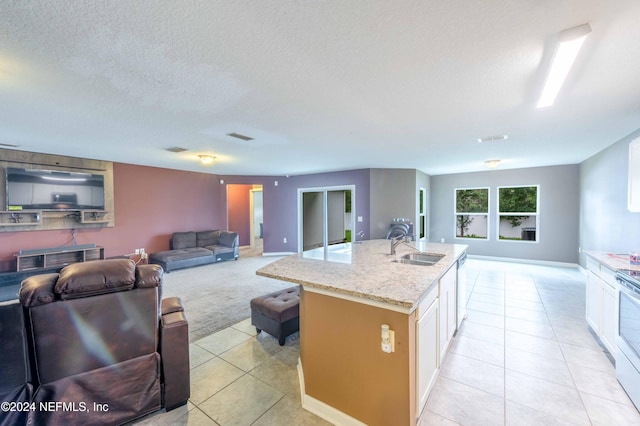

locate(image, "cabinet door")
(586, 271), (602, 333)
(602, 283), (618, 356)
(439, 266), (457, 360)
(629, 137), (640, 212)
(416, 299), (439, 416)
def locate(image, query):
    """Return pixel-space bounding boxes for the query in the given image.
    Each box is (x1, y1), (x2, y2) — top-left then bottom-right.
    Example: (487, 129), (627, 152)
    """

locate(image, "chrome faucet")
(390, 235), (410, 255)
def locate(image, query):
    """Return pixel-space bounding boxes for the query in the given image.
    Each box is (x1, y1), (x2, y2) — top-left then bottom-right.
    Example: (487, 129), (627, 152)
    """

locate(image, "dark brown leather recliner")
(0, 300), (32, 426)
(19, 259), (190, 425)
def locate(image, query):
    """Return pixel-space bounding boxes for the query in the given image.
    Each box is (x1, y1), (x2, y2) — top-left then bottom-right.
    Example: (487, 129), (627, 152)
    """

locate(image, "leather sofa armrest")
(161, 297), (184, 315)
(160, 307), (190, 410)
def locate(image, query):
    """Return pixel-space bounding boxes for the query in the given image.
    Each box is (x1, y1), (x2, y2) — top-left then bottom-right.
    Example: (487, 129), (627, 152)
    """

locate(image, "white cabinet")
(416, 296), (439, 416)
(416, 261), (461, 418)
(629, 137), (640, 212)
(439, 265), (457, 360)
(585, 259), (618, 356)
(602, 282), (617, 355)
(586, 270), (601, 331)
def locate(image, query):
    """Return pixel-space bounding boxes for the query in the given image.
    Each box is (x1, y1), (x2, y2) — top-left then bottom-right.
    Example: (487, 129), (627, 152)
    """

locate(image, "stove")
(616, 269), (640, 411)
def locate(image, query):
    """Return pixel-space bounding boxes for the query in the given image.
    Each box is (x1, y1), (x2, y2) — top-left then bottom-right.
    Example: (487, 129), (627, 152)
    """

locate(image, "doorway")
(298, 185), (355, 252)
(250, 187), (263, 252)
(227, 184), (263, 256)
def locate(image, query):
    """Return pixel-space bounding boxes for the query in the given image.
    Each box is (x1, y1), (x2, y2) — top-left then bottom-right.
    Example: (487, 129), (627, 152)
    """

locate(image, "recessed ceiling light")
(477, 135), (509, 143)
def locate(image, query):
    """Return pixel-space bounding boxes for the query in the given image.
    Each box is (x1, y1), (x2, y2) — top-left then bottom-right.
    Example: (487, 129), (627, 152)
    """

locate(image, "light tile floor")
(137, 259), (640, 425)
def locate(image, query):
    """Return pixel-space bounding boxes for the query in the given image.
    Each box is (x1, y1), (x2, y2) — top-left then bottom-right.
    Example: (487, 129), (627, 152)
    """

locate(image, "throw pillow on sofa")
(196, 230), (220, 247)
(171, 232), (197, 250)
(218, 231), (237, 248)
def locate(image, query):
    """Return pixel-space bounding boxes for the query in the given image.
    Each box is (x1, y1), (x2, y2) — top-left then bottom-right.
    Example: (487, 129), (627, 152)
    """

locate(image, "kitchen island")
(256, 239), (467, 426)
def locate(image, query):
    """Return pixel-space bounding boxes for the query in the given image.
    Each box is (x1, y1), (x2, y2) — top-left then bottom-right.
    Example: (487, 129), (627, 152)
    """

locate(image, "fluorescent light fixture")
(198, 155), (216, 165)
(537, 23), (591, 108)
(484, 159), (501, 169)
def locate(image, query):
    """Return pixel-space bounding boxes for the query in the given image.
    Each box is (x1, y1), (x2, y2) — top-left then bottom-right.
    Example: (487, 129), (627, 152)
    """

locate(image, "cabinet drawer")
(600, 265), (617, 289)
(417, 285), (438, 321)
(586, 257), (601, 275)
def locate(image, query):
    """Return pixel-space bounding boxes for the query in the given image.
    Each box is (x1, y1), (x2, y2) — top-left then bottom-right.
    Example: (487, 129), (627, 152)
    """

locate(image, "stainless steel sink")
(395, 252), (445, 266)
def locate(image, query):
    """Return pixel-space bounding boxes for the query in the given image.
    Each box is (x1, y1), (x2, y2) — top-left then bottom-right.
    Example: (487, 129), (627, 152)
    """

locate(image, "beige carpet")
(161, 246), (291, 343)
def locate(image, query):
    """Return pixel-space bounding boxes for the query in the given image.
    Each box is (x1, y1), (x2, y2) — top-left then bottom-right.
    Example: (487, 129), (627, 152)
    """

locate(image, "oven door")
(617, 281), (640, 410)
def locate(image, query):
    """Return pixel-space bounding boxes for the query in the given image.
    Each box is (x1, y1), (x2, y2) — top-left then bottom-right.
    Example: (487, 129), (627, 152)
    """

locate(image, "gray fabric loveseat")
(149, 230), (239, 272)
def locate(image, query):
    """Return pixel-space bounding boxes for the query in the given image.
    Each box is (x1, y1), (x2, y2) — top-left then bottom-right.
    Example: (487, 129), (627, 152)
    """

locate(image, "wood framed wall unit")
(0, 148), (115, 232)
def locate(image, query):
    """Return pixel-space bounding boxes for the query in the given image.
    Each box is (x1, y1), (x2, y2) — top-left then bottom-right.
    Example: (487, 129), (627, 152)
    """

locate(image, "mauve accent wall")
(0, 163), (225, 272)
(227, 184), (252, 246)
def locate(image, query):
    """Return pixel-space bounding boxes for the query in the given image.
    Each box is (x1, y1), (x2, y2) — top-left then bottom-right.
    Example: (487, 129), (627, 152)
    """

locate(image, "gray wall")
(430, 165), (580, 263)
(579, 128), (640, 263)
(369, 168), (418, 239)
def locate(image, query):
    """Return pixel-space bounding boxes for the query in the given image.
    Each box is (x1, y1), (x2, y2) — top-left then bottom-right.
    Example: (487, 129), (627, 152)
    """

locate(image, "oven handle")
(618, 279), (640, 301)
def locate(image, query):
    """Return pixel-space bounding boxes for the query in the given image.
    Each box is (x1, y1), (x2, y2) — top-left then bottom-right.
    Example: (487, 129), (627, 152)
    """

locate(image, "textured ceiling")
(1, 1), (639, 176)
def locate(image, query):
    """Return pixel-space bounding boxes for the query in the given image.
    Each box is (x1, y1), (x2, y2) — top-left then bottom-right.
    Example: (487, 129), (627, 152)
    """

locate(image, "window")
(455, 188), (489, 239)
(497, 185), (539, 242)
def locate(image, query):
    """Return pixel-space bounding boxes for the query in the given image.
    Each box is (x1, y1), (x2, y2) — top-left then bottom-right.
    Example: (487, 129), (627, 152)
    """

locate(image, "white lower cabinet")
(416, 264), (459, 418)
(439, 265), (457, 360)
(416, 296), (439, 416)
(586, 270), (602, 332)
(602, 282), (617, 356)
(585, 264), (618, 356)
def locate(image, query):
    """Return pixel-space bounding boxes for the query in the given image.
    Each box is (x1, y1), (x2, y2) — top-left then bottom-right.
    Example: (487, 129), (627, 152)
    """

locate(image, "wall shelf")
(80, 210), (109, 223)
(0, 210), (42, 227)
(16, 245), (105, 272)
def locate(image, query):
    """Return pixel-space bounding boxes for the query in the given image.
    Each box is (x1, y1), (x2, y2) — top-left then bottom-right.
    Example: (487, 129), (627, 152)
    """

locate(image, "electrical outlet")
(140, 248), (145, 255)
(283, 237), (287, 244)
(135, 248), (140, 255)
(381, 324), (395, 353)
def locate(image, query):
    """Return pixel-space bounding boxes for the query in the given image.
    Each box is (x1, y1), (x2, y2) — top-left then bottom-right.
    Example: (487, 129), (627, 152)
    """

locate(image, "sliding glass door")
(298, 186), (355, 253)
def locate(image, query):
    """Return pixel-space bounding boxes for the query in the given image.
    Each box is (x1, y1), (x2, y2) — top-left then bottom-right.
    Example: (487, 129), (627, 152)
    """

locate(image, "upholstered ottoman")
(250, 286), (300, 346)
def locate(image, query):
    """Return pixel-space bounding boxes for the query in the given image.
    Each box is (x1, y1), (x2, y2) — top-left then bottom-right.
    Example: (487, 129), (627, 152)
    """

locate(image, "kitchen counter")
(256, 239), (467, 311)
(584, 250), (640, 272)
(256, 239), (467, 426)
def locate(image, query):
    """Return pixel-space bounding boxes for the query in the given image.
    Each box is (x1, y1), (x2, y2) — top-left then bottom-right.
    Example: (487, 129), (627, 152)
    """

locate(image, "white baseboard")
(262, 251), (296, 257)
(297, 359), (367, 426)
(468, 254), (579, 269)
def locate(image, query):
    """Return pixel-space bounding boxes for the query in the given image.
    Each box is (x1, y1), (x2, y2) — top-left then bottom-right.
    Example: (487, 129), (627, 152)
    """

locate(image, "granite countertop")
(256, 240), (467, 310)
(584, 250), (640, 272)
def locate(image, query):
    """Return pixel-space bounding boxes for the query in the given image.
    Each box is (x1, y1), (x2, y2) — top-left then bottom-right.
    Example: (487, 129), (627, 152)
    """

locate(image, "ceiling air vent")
(165, 147), (189, 153)
(227, 132), (254, 141)
(477, 135), (509, 143)
(0, 142), (19, 148)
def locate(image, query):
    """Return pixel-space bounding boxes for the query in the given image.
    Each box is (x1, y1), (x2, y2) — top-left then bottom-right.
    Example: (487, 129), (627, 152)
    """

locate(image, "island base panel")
(300, 289), (416, 426)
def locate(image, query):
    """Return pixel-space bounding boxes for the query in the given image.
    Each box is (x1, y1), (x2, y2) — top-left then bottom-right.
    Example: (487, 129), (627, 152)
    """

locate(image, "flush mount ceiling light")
(198, 155), (216, 165)
(537, 23), (591, 108)
(485, 159), (501, 169)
